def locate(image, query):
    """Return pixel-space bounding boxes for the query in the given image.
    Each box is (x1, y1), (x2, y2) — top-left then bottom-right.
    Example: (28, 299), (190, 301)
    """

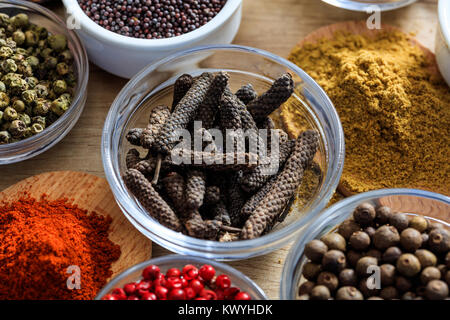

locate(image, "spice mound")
(284, 29), (450, 195)
(0, 13), (76, 144)
(124, 71), (319, 241)
(0, 196), (121, 300)
(103, 263), (252, 300)
(78, 0), (227, 39)
(298, 203), (450, 300)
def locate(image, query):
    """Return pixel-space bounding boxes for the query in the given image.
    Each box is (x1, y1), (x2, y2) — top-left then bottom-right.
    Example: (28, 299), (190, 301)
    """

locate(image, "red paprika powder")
(0, 195), (121, 300)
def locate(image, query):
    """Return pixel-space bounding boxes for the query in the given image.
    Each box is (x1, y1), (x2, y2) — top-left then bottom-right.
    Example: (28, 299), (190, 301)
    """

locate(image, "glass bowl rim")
(321, 0), (418, 12)
(101, 44), (345, 256)
(280, 187), (450, 299)
(0, 0), (89, 155)
(95, 254), (268, 300)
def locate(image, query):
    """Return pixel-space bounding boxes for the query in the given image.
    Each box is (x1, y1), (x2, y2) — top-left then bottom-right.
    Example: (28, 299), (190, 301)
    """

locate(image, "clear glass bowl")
(322, 0), (418, 11)
(0, 0), (89, 164)
(95, 255), (267, 300)
(280, 188), (450, 300)
(102, 45), (345, 260)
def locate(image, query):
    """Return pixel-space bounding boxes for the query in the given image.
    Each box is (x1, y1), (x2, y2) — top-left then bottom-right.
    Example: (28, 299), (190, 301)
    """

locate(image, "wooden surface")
(0, 171), (152, 279)
(0, 0), (440, 299)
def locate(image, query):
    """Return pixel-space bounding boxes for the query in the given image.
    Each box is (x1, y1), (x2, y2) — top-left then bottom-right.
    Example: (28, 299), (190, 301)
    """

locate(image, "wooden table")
(1, 0), (439, 299)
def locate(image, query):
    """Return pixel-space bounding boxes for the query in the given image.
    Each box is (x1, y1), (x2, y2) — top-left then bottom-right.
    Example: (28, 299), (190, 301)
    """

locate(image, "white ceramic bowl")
(321, 0), (417, 12)
(436, 0), (450, 87)
(61, 0), (242, 78)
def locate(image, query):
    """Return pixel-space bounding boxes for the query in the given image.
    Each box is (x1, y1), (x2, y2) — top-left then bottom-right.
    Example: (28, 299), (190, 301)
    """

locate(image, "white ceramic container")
(61, 0), (242, 78)
(436, 0), (450, 87)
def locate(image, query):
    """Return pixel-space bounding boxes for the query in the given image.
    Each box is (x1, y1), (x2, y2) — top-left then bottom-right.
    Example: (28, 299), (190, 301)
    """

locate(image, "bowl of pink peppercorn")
(96, 255), (267, 300)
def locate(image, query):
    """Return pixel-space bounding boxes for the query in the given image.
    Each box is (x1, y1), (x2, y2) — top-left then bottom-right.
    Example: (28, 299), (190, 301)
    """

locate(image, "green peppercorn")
(40, 47), (53, 59)
(0, 130), (11, 144)
(24, 30), (39, 47)
(9, 77), (28, 95)
(18, 113), (31, 126)
(53, 79), (67, 95)
(0, 110), (3, 122)
(0, 81), (5, 92)
(0, 13), (10, 28)
(25, 55), (39, 69)
(56, 62), (69, 76)
(44, 56), (57, 70)
(48, 34), (67, 52)
(33, 98), (50, 115)
(64, 72), (76, 87)
(8, 119), (26, 138)
(2, 58), (17, 73)
(32, 116), (46, 128)
(58, 49), (72, 62)
(50, 95), (70, 116)
(0, 45), (13, 58)
(12, 30), (25, 45)
(17, 61), (32, 77)
(3, 107), (17, 121)
(30, 123), (44, 135)
(35, 83), (49, 98)
(11, 14), (29, 29)
(0, 92), (9, 109)
(12, 99), (25, 112)
(22, 89), (37, 105)
(25, 76), (38, 89)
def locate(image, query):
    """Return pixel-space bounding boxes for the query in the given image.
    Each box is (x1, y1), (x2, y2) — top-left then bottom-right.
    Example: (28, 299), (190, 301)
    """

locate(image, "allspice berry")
(445, 270), (450, 286)
(365, 249), (382, 261)
(409, 216), (428, 233)
(339, 269), (358, 286)
(428, 228), (449, 254)
(356, 256), (378, 276)
(338, 220), (361, 240)
(346, 250), (362, 267)
(322, 250), (346, 273)
(336, 286), (364, 300)
(414, 249), (437, 268)
(375, 206), (392, 224)
(304, 239), (328, 263)
(425, 280), (449, 300)
(364, 226), (376, 239)
(321, 233), (346, 252)
(380, 264), (396, 286)
(359, 278), (379, 297)
(400, 228), (422, 252)
(349, 231), (371, 251)
(302, 262), (322, 280)
(380, 286), (399, 300)
(317, 272), (339, 292)
(353, 202), (376, 226)
(401, 292), (416, 300)
(395, 276), (412, 292)
(445, 252), (450, 268)
(397, 253), (421, 277)
(310, 285), (331, 300)
(367, 296), (383, 300)
(373, 225), (400, 250)
(420, 266), (442, 285)
(382, 246), (402, 264)
(389, 213), (409, 232)
(298, 281), (315, 296)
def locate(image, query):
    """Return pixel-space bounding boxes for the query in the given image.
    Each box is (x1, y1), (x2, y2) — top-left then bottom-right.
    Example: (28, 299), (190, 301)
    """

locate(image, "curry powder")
(283, 31), (450, 195)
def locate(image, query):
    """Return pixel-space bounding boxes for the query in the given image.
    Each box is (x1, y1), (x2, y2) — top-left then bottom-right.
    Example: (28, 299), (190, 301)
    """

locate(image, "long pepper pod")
(126, 148), (141, 169)
(162, 171), (186, 214)
(235, 83), (257, 105)
(172, 74), (193, 109)
(156, 72), (214, 154)
(184, 209), (222, 240)
(247, 73), (294, 124)
(240, 130), (319, 240)
(140, 105), (171, 150)
(126, 128), (143, 146)
(123, 169), (183, 232)
(186, 170), (206, 210)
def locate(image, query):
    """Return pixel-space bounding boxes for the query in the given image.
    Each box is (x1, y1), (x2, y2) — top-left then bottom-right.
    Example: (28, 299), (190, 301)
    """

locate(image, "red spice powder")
(0, 195), (121, 300)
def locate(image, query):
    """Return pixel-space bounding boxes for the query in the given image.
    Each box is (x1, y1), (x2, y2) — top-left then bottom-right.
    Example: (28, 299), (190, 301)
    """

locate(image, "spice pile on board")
(298, 203), (450, 300)
(124, 71), (319, 241)
(0, 13), (76, 144)
(0, 195), (121, 300)
(78, 0), (228, 39)
(283, 29), (450, 195)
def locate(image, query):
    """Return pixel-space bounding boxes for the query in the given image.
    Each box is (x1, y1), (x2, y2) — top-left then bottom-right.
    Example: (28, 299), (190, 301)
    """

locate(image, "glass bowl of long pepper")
(102, 45), (345, 260)
(280, 188), (450, 300)
(95, 255), (267, 300)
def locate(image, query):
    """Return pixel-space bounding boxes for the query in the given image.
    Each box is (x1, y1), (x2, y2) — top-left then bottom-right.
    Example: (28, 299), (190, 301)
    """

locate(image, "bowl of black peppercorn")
(281, 188), (450, 300)
(62, 0), (242, 78)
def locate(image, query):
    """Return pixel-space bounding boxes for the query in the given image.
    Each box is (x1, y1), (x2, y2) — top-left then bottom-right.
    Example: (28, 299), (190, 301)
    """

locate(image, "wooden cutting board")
(281, 20), (441, 197)
(0, 171), (152, 279)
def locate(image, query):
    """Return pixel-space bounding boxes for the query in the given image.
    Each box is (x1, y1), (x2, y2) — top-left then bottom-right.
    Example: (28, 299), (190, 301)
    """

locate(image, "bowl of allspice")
(0, 0), (88, 164)
(281, 188), (450, 300)
(102, 45), (345, 260)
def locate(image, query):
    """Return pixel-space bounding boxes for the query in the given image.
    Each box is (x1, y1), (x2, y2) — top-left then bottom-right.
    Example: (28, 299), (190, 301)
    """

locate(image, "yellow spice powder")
(283, 30), (450, 195)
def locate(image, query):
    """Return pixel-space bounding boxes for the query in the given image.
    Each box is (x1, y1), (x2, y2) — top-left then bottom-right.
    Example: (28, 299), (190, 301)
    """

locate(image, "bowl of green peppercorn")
(281, 188), (450, 300)
(0, 0), (88, 164)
